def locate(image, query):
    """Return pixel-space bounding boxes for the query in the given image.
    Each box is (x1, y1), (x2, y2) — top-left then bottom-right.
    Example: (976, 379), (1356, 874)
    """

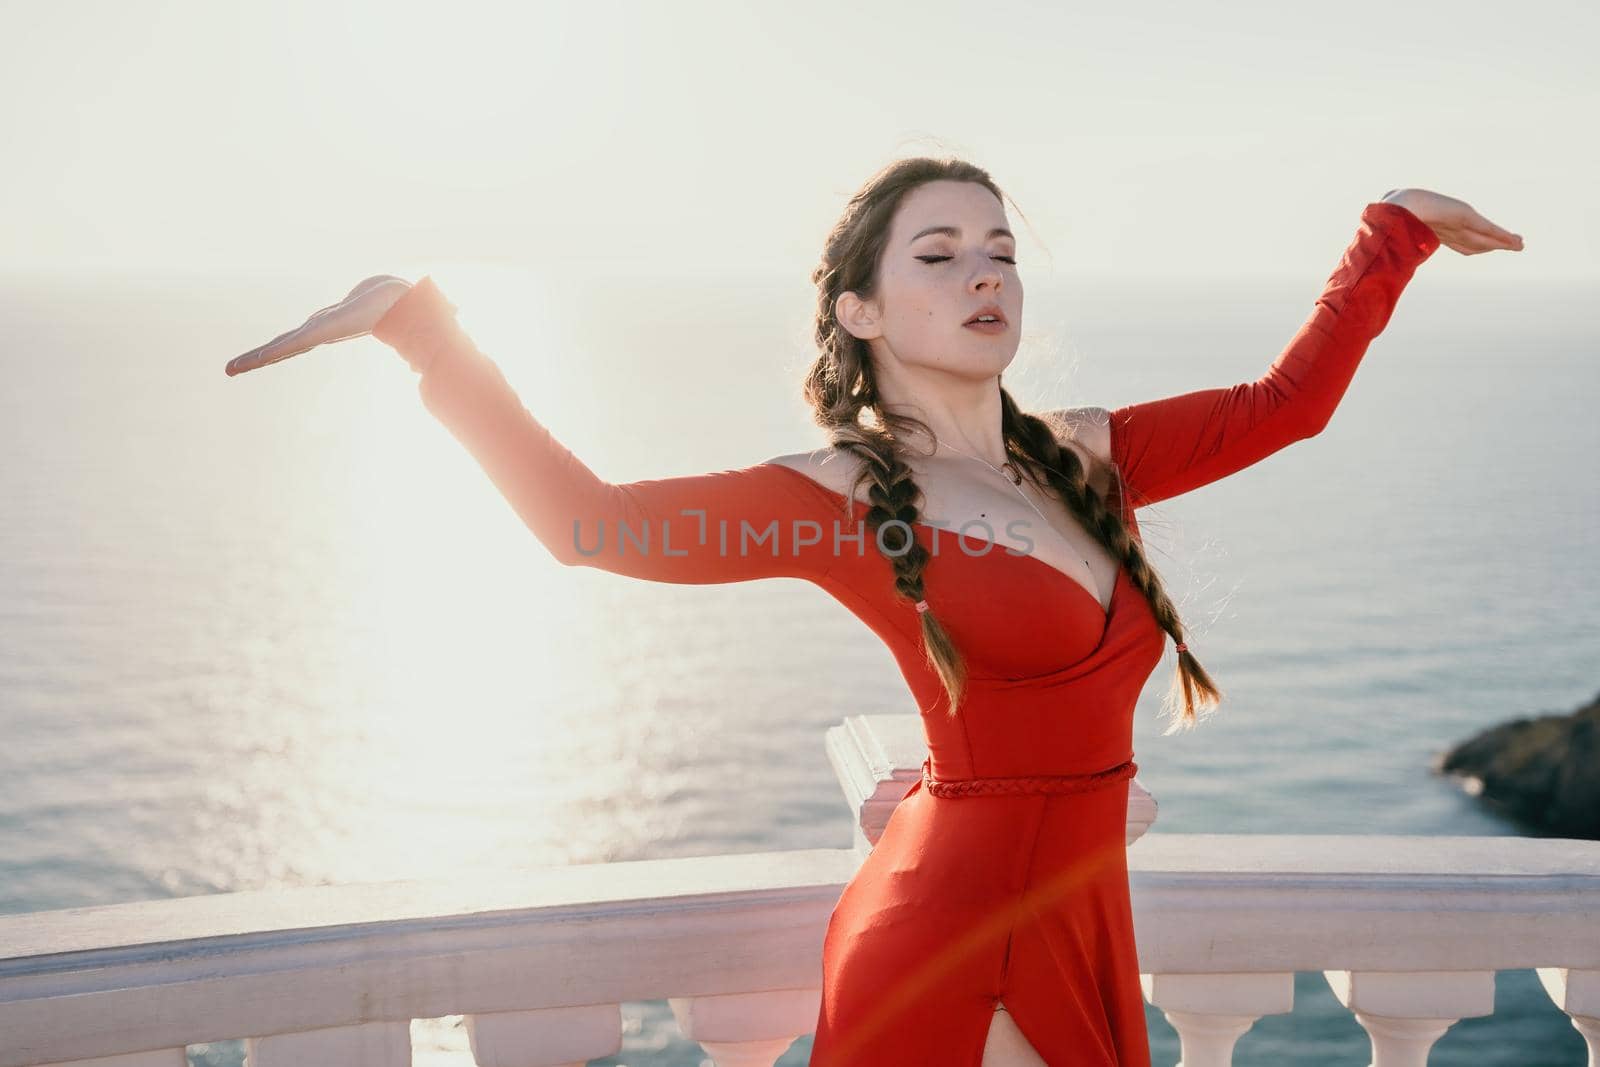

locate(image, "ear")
(835, 290), (883, 342)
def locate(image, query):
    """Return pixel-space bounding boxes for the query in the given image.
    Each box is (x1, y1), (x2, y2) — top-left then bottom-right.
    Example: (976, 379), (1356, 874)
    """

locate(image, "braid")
(998, 387), (1223, 733)
(804, 294), (969, 711)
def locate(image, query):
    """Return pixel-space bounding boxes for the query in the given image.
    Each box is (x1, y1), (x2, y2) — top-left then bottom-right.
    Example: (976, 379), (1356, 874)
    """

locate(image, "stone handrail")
(0, 712), (1595, 1066)
(2, 835), (1597, 1066)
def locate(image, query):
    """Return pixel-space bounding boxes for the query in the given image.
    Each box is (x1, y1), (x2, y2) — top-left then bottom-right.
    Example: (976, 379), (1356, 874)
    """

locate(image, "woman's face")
(838, 179), (1023, 379)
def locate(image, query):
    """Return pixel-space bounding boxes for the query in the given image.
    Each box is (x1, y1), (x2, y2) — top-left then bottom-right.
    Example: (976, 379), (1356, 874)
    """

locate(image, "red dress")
(372, 202), (1439, 1066)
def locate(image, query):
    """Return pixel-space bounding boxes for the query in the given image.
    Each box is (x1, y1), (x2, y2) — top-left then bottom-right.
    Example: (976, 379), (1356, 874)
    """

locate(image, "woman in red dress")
(226, 160), (1521, 1065)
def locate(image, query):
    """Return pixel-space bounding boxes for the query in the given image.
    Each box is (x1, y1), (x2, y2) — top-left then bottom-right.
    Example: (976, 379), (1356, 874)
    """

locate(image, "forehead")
(893, 180), (1008, 239)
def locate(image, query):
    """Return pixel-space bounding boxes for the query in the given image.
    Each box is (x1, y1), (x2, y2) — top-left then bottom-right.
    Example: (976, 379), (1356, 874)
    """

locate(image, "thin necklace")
(933, 440), (1090, 568)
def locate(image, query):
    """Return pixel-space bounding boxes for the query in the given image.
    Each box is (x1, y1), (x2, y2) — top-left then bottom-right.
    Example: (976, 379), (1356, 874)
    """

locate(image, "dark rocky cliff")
(1435, 689), (1599, 839)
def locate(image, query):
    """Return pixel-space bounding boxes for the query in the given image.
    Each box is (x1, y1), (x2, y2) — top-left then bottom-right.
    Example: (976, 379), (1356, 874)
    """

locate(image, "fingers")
(1457, 202), (1523, 250)
(225, 336), (316, 376)
(224, 346), (269, 377)
(1464, 227), (1524, 253)
(1471, 215), (1523, 250)
(259, 323), (305, 348)
(1446, 234), (1493, 256)
(1437, 218), (1524, 255)
(225, 344), (270, 376)
(1445, 231), (1523, 256)
(1492, 228), (1525, 251)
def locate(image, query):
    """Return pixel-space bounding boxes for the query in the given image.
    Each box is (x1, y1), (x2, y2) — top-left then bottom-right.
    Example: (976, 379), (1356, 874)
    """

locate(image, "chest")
(912, 458), (1121, 615)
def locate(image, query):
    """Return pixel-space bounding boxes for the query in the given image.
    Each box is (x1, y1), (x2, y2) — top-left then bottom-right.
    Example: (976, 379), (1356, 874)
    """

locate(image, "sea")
(1, 263), (1595, 1065)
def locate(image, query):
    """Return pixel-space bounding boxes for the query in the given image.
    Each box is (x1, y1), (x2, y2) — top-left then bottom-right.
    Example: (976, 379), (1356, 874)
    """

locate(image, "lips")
(964, 305), (1006, 326)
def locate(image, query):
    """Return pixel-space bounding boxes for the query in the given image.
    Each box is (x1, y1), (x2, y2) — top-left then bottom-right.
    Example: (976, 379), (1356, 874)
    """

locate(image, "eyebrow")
(909, 225), (1015, 244)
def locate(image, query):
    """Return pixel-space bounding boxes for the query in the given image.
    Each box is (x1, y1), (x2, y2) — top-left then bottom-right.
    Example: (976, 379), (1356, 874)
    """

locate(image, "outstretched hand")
(1380, 189), (1524, 255)
(224, 274), (413, 377)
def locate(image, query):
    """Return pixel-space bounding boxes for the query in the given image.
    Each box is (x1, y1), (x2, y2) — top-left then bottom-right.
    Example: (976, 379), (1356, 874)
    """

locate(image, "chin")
(967, 340), (1021, 370)
(949, 352), (1018, 379)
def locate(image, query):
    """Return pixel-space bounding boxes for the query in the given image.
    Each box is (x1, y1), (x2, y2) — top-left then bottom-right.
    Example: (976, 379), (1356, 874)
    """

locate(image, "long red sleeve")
(370, 279), (835, 585)
(1108, 201), (1440, 509)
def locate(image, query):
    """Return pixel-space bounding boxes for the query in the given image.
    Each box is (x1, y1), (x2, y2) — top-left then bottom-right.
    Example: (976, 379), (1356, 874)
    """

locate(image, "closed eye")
(916, 256), (1017, 264)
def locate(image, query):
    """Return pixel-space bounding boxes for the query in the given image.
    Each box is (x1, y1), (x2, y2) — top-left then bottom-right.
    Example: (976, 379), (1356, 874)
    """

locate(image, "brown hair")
(802, 156), (1222, 734)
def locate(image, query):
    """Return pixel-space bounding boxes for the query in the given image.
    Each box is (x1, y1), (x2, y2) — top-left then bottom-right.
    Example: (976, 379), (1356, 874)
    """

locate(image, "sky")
(0, 0), (1593, 285)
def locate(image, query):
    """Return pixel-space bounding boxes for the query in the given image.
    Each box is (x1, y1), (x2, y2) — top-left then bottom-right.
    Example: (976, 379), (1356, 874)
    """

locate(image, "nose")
(969, 254), (1002, 292)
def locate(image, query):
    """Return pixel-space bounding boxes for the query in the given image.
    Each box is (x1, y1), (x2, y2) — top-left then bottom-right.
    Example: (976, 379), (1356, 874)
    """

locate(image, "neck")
(872, 359), (1009, 467)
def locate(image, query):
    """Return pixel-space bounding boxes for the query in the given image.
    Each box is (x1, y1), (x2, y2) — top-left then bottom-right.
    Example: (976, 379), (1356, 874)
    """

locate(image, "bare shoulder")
(1037, 406), (1111, 462)
(1037, 406), (1114, 487)
(762, 447), (866, 499)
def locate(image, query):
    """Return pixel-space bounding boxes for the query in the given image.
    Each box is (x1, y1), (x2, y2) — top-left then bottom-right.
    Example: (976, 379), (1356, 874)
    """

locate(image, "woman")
(225, 158), (1522, 1066)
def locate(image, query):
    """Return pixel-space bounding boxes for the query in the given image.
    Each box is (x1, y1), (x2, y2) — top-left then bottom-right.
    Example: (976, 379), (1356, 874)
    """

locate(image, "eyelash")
(916, 255), (1017, 265)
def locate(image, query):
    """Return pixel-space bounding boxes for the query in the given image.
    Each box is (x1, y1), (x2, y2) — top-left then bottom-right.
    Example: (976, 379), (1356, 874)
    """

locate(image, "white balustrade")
(667, 989), (820, 1066)
(464, 1003), (623, 1066)
(0, 714), (1595, 1066)
(0, 848), (854, 1067)
(1537, 967), (1600, 1067)
(1131, 829), (1599, 1066)
(1323, 969), (1495, 1067)
(246, 1021), (412, 1066)
(1139, 971), (1294, 1066)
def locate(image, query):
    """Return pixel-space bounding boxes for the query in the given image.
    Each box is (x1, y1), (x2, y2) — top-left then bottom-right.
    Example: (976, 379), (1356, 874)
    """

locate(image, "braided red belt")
(919, 756), (1138, 798)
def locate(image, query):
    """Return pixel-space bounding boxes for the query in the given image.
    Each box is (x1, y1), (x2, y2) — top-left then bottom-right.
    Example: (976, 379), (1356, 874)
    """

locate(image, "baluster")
(464, 1003), (623, 1067)
(1323, 969), (1494, 1067)
(667, 989), (821, 1067)
(1536, 967), (1600, 1067)
(245, 1020), (411, 1066)
(1140, 972), (1293, 1066)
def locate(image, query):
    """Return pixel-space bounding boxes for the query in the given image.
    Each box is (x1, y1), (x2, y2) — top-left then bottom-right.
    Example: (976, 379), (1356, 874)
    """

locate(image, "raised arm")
(372, 278), (834, 585)
(1106, 200), (1441, 510)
